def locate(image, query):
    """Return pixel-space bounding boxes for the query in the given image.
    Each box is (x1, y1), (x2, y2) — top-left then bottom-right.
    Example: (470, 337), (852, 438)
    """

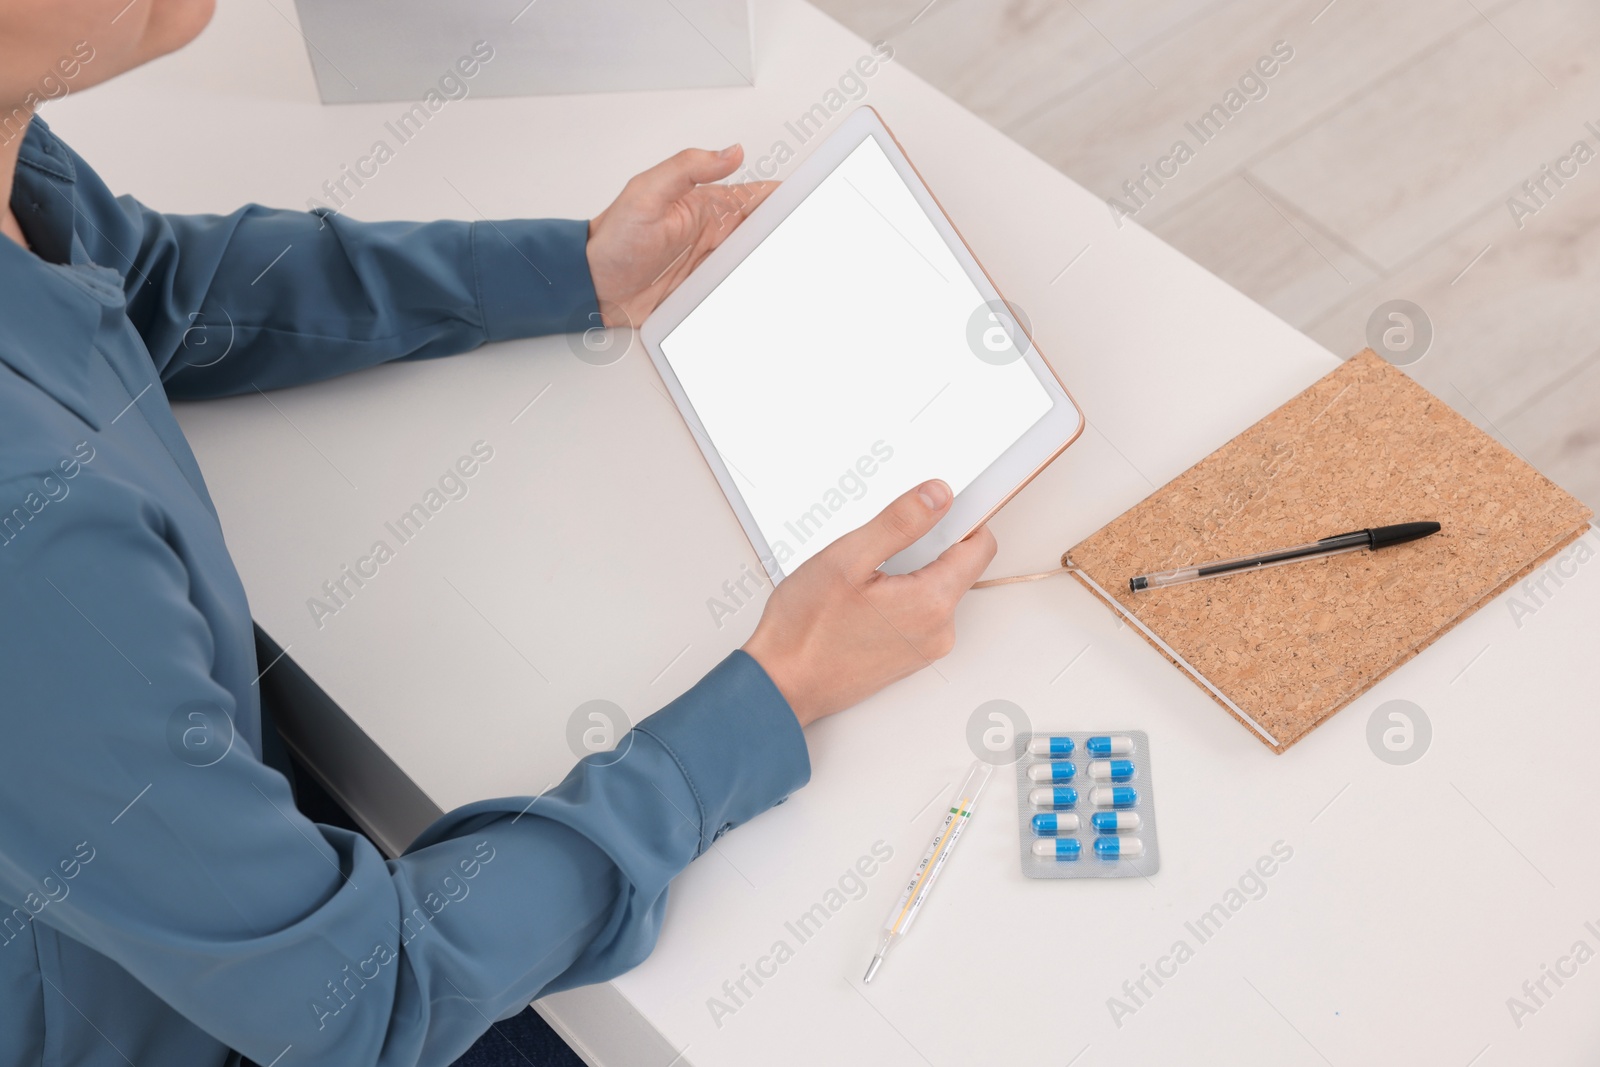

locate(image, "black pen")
(1130, 522), (1441, 592)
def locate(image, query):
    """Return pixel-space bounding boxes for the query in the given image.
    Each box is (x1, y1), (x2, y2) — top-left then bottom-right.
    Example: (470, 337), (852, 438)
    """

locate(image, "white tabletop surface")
(46, 1), (1600, 1064)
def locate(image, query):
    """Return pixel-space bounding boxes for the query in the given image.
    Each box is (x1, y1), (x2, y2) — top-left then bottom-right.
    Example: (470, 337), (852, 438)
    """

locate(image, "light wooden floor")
(810, 0), (1600, 511)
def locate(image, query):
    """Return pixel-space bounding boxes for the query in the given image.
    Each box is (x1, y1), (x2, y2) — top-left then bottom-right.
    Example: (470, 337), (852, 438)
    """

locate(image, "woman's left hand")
(586, 145), (778, 327)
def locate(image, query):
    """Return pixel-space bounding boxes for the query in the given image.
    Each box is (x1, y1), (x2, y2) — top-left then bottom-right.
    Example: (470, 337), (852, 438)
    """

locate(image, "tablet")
(640, 106), (1084, 580)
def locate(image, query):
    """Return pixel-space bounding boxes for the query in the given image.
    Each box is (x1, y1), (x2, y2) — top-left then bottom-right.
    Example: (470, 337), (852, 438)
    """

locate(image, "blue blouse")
(0, 116), (809, 1067)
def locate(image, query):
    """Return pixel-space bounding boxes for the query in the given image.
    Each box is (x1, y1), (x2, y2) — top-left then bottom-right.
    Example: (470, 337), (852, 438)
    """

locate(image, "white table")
(49, 1), (1600, 1063)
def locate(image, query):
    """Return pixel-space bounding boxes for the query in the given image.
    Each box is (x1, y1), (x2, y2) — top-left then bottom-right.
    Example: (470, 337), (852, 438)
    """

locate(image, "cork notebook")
(1063, 350), (1593, 753)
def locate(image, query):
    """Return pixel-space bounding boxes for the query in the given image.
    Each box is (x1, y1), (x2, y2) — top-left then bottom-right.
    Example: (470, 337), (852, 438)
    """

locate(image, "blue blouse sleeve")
(58, 129), (600, 400)
(0, 469), (810, 1066)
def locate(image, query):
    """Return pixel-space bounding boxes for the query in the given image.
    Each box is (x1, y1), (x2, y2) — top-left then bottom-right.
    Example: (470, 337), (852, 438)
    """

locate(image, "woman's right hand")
(742, 479), (997, 729)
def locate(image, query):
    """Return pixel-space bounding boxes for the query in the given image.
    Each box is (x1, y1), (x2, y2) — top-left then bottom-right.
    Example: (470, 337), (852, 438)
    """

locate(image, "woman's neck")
(1, 112), (30, 248)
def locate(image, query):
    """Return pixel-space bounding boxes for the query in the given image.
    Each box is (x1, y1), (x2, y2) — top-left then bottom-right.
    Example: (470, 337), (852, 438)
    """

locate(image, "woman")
(0, 1), (997, 1064)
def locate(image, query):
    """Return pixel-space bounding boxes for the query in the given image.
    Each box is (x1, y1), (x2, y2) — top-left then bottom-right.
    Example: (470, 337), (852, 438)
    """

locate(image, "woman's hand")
(743, 480), (998, 728)
(586, 145), (778, 327)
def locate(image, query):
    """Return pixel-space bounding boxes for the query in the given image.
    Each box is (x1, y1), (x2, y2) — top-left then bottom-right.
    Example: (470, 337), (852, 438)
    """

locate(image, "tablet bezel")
(639, 105), (1084, 581)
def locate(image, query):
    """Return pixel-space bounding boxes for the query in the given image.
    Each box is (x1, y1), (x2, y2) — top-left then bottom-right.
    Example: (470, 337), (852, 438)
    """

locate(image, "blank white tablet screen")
(659, 135), (1052, 571)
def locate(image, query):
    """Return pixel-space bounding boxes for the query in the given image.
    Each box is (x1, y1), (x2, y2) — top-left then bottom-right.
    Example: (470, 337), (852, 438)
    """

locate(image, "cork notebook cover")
(1064, 350), (1593, 753)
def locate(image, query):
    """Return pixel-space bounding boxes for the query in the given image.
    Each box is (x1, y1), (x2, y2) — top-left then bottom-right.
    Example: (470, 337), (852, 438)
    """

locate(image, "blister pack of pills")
(1013, 730), (1160, 879)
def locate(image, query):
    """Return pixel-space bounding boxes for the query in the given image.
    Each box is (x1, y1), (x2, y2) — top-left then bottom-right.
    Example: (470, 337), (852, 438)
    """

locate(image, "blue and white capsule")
(1090, 786), (1138, 808)
(1093, 836), (1144, 859)
(1086, 735), (1134, 757)
(1029, 786), (1078, 810)
(1030, 812), (1080, 836)
(1027, 735), (1076, 757)
(1031, 838), (1083, 861)
(1091, 811), (1141, 833)
(1087, 758), (1135, 782)
(1027, 760), (1076, 783)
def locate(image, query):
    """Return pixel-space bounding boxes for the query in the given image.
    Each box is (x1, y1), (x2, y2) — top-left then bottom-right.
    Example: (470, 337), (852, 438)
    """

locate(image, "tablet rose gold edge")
(651, 106), (1088, 578)
(867, 105), (1087, 546)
